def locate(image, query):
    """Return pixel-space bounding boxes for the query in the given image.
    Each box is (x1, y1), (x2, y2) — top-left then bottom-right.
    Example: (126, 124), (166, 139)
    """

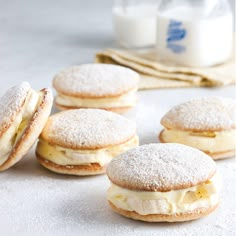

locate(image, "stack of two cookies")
(37, 64), (140, 175)
(105, 96), (235, 222)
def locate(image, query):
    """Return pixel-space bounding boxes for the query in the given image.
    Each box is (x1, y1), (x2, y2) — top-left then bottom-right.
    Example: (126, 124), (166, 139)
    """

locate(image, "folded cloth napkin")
(95, 40), (236, 90)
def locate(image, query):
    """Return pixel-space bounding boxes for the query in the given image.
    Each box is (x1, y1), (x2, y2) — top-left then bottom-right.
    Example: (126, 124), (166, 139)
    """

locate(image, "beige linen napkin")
(95, 40), (236, 90)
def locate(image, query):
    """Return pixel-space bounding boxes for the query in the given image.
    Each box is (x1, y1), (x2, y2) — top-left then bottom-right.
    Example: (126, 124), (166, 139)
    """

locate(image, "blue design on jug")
(166, 20), (186, 53)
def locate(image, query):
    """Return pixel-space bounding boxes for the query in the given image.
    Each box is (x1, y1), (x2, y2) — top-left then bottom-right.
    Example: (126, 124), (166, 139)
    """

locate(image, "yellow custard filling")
(107, 173), (220, 215)
(161, 129), (236, 153)
(36, 135), (139, 166)
(55, 89), (137, 108)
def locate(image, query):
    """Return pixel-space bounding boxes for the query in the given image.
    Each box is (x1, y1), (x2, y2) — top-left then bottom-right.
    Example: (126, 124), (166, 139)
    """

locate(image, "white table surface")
(0, 1), (235, 235)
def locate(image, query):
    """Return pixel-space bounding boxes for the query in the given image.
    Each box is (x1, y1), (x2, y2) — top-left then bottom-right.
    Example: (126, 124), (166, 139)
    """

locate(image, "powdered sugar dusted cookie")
(106, 143), (220, 222)
(36, 109), (139, 175)
(159, 97), (236, 160)
(0, 82), (53, 171)
(53, 64), (139, 113)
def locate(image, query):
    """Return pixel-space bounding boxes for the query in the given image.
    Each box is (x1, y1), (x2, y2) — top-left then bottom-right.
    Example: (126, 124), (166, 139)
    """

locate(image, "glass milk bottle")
(156, 0), (234, 67)
(113, 0), (159, 48)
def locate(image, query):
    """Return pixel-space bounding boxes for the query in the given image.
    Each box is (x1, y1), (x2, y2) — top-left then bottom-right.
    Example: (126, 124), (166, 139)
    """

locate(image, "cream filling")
(36, 135), (139, 166)
(0, 90), (40, 165)
(161, 129), (236, 153)
(55, 89), (137, 108)
(107, 173), (220, 216)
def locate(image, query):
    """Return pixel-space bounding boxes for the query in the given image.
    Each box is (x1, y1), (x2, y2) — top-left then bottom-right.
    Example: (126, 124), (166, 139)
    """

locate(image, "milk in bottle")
(156, 0), (233, 67)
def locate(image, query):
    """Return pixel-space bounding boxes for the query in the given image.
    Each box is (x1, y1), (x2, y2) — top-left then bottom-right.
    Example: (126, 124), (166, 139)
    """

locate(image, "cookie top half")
(53, 64), (139, 98)
(161, 97), (236, 132)
(107, 143), (216, 192)
(0, 82), (31, 138)
(40, 109), (136, 150)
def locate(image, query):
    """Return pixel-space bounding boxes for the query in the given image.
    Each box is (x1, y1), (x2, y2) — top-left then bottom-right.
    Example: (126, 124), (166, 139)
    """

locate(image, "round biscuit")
(108, 201), (219, 222)
(36, 153), (105, 175)
(40, 109), (136, 150)
(106, 143), (216, 192)
(161, 97), (236, 132)
(0, 82), (31, 138)
(53, 64), (139, 98)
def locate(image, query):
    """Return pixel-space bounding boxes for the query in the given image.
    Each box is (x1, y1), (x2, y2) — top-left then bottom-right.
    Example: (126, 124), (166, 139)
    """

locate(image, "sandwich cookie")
(36, 109), (138, 175)
(0, 82), (53, 171)
(53, 64), (139, 113)
(159, 97), (236, 160)
(106, 143), (220, 222)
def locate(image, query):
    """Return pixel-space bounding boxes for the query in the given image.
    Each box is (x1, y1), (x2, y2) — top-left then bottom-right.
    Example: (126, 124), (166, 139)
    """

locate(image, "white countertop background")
(0, 1), (235, 235)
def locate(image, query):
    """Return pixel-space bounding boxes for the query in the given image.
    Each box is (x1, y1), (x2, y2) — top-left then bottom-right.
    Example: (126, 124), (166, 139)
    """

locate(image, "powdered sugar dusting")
(53, 64), (139, 98)
(161, 97), (236, 131)
(0, 82), (30, 136)
(107, 143), (216, 191)
(41, 109), (136, 149)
